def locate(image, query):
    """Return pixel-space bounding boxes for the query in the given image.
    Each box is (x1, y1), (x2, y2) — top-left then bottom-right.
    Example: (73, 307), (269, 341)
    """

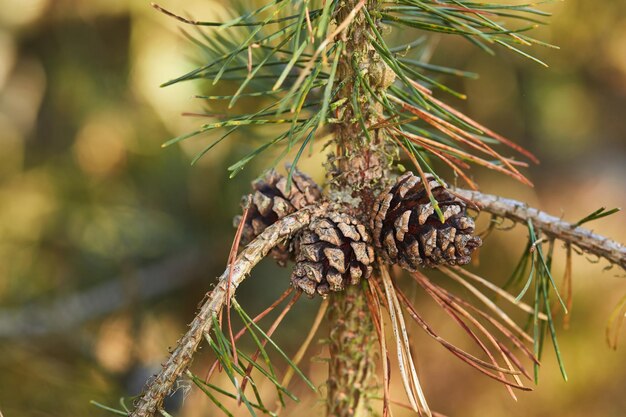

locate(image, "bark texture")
(326, 284), (377, 417)
(456, 189), (626, 269)
(325, 1), (388, 415)
(327, 0), (393, 195)
(130, 205), (327, 417)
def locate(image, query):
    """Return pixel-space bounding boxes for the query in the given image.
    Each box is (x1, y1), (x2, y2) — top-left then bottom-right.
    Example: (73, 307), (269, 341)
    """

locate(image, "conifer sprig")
(115, 3), (624, 417)
(155, 0), (551, 183)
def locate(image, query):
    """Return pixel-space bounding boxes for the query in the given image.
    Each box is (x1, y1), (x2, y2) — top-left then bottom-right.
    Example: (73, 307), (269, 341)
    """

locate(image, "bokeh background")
(0, 0), (625, 416)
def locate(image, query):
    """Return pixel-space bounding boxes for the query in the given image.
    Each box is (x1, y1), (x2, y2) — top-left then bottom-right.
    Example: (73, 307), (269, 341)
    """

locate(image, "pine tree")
(93, 2), (626, 416)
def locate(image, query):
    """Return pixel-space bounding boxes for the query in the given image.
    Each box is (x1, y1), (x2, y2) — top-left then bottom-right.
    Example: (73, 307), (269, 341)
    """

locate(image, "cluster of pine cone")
(235, 169), (481, 298)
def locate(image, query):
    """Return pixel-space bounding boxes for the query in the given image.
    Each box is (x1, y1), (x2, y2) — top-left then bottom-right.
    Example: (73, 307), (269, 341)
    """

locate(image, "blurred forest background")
(0, 0), (625, 416)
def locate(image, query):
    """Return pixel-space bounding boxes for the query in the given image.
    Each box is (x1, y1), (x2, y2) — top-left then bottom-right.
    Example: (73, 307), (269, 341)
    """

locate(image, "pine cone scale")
(291, 211), (374, 298)
(299, 241), (325, 262)
(371, 172), (482, 270)
(324, 247), (346, 273)
(236, 168), (323, 267)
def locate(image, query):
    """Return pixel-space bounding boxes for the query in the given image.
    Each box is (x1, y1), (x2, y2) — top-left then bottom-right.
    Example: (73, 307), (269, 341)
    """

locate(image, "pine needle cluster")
(92, 2), (626, 417)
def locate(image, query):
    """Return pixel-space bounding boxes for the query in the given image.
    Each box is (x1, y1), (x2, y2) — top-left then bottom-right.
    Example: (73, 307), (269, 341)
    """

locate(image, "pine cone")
(371, 172), (481, 270)
(235, 169), (323, 266)
(291, 212), (375, 298)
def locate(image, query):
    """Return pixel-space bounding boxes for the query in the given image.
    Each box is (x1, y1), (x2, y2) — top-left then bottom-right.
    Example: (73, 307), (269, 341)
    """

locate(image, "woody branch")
(129, 204), (327, 417)
(456, 189), (626, 269)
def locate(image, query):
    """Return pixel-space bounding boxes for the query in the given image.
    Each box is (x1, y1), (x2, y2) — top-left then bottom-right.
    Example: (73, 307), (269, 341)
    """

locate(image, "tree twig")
(129, 204), (326, 417)
(455, 189), (626, 270)
(128, 189), (625, 417)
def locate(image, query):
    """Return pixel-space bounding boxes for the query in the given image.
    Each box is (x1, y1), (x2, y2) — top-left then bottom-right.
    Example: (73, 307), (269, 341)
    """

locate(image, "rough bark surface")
(326, 284), (377, 417)
(456, 189), (626, 269)
(130, 205), (327, 417)
(325, 1), (388, 415)
(327, 0), (393, 196)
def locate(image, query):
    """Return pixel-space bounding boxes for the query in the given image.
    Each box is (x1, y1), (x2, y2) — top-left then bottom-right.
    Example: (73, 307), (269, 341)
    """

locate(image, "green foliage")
(126, 1), (608, 415)
(189, 300), (315, 417)
(159, 0), (337, 177)
(92, 299), (315, 417)
(90, 399), (131, 416)
(575, 207), (621, 227)
(156, 0), (553, 183)
(380, 0), (554, 64)
(505, 203), (621, 383)
(505, 220), (568, 382)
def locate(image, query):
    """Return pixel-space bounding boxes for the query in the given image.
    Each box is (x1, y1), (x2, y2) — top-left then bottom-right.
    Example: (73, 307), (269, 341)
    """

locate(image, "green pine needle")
(575, 207), (621, 227)
(513, 220), (568, 382)
(158, 0), (552, 174)
(232, 299), (317, 391)
(90, 401), (128, 416)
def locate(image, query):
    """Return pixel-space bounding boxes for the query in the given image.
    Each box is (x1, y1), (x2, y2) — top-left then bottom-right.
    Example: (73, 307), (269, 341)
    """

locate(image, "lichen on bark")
(326, 0), (396, 197)
(326, 283), (377, 417)
(325, 1), (390, 414)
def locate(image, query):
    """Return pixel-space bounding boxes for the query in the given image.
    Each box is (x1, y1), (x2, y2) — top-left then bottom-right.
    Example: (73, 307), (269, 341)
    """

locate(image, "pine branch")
(455, 189), (626, 270)
(122, 191), (624, 417)
(326, 284), (377, 417)
(158, 0), (551, 183)
(129, 204), (327, 417)
(133, 2), (626, 417)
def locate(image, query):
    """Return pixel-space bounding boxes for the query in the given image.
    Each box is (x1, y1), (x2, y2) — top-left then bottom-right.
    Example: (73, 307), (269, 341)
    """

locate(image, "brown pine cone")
(291, 212), (375, 298)
(371, 172), (481, 270)
(235, 169), (323, 266)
